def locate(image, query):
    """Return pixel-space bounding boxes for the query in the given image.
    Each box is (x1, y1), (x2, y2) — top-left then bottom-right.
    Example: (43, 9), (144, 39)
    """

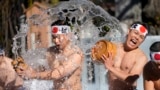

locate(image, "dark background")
(0, 0), (159, 57)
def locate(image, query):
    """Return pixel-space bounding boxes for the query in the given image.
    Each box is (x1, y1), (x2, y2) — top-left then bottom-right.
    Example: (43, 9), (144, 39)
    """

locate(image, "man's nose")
(55, 38), (60, 44)
(134, 34), (140, 40)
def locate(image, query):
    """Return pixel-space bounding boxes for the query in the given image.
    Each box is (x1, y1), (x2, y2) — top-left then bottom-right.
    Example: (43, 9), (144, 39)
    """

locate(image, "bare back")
(0, 56), (23, 89)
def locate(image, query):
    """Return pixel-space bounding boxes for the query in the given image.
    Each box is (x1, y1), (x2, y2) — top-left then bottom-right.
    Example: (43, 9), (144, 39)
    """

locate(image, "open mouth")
(130, 38), (137, 46)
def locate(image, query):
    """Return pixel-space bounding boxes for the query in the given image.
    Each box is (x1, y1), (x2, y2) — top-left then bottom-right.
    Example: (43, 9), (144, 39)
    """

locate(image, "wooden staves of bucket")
(12, 56), (28, 72)
(91, 39), (117, 63)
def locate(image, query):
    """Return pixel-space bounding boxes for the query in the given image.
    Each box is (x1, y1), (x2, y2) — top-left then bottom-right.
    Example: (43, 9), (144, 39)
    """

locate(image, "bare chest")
(51, 53), (72, 69)
(116, 52), (136, 72)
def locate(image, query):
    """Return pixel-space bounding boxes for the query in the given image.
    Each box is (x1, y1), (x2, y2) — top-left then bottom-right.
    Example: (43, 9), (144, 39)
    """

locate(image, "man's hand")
(91, 46), (97, 61)
(101, 52), (114, 70)
(16, 65), (36, 80)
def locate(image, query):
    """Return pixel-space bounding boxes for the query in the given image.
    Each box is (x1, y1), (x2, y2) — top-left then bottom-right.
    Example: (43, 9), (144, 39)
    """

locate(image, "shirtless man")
(0, 46), (23, 90)
(98, 22), (148, 90)
(143, 41), (160, 90)
(17, 25), (84, 90)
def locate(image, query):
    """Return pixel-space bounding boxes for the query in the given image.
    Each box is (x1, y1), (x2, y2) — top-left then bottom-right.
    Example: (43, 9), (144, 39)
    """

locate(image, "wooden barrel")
(12, 56), (28, 72)
(91, 39), (117, 63)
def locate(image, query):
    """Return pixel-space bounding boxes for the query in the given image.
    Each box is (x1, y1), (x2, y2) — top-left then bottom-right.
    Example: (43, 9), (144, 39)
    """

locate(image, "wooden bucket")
(91, 39), (117, 63)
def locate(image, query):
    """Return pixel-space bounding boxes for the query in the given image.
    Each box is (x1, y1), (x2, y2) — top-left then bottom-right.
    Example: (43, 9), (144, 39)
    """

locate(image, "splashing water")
(12, 0), (125, 90)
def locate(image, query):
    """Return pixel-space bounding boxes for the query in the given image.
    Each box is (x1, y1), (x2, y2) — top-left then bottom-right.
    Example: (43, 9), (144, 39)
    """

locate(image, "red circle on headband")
(154, 54), (160, 60)
(140, 26), (146, 33)
(52, 27), (58, 34)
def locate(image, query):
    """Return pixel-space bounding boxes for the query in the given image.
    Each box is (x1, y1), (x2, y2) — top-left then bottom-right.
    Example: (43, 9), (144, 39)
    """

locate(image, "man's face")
(125, 29), (145, 50)
(52, 34), (68, 50)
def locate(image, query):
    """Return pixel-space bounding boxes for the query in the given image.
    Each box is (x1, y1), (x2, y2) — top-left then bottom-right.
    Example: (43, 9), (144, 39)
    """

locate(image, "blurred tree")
(90, 0), (115, 16)
(0, 0), (61, 57)
(0, 0), (23, 57)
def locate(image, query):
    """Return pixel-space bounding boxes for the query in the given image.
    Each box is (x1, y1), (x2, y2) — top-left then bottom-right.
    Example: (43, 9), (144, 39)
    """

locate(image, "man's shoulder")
(3, 56), (13, 62)
(132, 48), (148, 63)
(69, 45), (84, 60)
(71, 45), (83, 53)
(136, 48), (147, 58)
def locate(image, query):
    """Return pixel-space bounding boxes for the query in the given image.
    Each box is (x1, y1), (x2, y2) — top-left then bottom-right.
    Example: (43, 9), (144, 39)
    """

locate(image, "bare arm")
(24, 52), (83, 80)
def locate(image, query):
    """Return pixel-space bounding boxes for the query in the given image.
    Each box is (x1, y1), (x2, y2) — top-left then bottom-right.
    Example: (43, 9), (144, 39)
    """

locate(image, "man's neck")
(63, 40), (71, 50)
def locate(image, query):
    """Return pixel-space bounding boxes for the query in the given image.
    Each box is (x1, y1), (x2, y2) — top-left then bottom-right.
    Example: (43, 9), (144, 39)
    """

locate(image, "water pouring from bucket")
(11, 0), (125, 89)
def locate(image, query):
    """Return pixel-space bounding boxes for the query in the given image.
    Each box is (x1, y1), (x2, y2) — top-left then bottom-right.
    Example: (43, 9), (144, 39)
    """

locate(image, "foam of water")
(12, 0), (125, 90)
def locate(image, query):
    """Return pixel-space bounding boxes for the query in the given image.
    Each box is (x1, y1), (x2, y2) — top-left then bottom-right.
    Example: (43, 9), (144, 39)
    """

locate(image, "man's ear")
(127, 28), (131, 34)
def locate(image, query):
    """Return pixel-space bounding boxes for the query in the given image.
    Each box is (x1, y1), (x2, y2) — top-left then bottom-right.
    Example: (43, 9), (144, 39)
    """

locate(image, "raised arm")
(36, 52), (83, 80)
(17, 51), (83, 80)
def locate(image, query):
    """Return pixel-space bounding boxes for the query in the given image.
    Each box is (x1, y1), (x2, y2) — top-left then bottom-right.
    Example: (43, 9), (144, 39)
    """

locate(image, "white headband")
(51, 25), (71, 34)
(130, 24), (148, 36)
(150, 52), (160, 62)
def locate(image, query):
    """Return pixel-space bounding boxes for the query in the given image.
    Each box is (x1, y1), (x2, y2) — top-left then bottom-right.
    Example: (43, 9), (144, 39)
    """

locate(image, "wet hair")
(51, 16), (70, 26)
(150, 41), (160, 52)
(143, 61), (160, 81)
